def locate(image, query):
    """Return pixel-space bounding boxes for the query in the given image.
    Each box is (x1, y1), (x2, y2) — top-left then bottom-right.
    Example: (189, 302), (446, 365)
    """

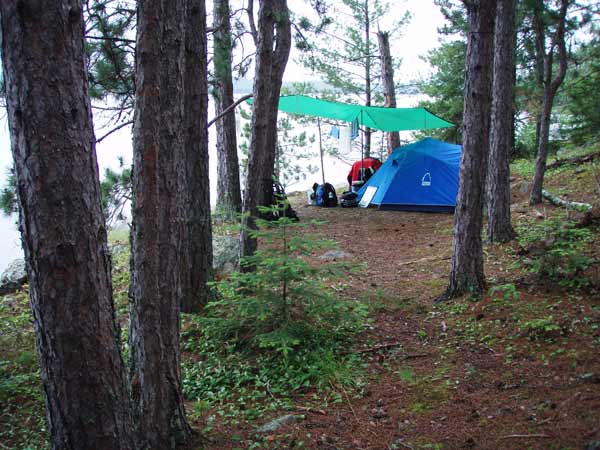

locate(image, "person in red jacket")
(347, 157), (382, 191)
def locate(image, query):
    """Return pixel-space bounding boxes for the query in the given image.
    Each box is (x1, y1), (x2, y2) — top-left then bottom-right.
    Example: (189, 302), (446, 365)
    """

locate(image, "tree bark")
(129, 0), (192, 447)
(213, 0), (243, 221)
(377, 30), (401, 154)
(486, 0), (516, 243)
(530, 0), (569, 204)
(0, 2), (135, 449)
(240, 0), (291, 259)
(181, 0), (212, 313)
(439, 0), (496, 301)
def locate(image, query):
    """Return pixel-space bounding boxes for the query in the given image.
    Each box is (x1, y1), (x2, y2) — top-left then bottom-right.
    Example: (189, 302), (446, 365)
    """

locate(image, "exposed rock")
(212, 235), (240, 274)
(519, 181), (530, 194)
(257, 414), (303, 433)
(319, 249), (351, 261)
(0, 259), (27, 295)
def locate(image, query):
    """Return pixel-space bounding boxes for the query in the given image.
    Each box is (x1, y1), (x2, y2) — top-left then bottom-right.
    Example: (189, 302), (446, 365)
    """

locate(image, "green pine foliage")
(183, 206), (368, 401)
(0, 169), (18, 216)
(99, 157), (132, 227)
(85, 1), (135, 104)
(561, 36), (600, 145)
(418, 40), (466, 142)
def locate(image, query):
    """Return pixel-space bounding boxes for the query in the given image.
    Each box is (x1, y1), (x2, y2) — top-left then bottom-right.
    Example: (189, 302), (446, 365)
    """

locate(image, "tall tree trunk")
(213, 0), (242, 221)
(181, 0), (212, 313)
(487, 0), (516, 243)
(0, 2), (135, 449)
(129, 0), (192, 447)
(240, 0), (291, 259)
(530, 0), (569, 204)
(363, 0), (372, 158)
(439, 0), (496, 301)
(377, 30), (401, 154)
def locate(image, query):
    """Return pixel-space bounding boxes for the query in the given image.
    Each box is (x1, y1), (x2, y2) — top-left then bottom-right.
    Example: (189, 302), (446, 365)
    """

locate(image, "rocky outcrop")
(0, 235), (241, 296)
(0, 259), (27, 295)
(212, 235), (239, 274)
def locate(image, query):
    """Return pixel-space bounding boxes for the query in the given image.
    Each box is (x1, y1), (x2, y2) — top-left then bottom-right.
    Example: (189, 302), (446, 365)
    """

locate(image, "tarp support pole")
(360, 110), (364, 182)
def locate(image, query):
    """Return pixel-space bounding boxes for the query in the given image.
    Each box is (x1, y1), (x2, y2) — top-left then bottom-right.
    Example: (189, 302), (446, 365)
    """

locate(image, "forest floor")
(194, 152), (600, 450)
(1, 147), (599, 450)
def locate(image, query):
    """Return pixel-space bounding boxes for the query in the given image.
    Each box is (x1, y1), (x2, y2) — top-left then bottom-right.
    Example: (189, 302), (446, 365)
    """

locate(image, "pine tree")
(529, 0), (570, 205)
(300, 0), (409, 157)
(129, 0), (192, 446)
(377, 30), (401, 154)
(181, 0), (213, 313)
(240, 0), (292, 260)
(213, 0), (243, 221)
(0, 1), (136, 448)
(439, 0), (496, 301)
(487, 0), (517, 243)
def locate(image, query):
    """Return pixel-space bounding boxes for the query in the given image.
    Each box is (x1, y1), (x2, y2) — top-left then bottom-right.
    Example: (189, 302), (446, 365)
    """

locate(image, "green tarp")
(247, 95), (454, 131)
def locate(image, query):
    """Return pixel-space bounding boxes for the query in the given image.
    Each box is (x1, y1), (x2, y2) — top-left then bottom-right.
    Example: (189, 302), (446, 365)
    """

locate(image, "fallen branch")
(290, 406), (326, 415)
(546, 151), (600, 170)
(356, 342), (403, 353)
(501, 434), (550, 439)
(542, 189), (592, 212)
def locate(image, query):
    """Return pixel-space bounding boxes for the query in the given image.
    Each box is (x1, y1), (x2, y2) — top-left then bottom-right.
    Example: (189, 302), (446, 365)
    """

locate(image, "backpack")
(317, 182), (338, 207)
(340, 191), (359, 208)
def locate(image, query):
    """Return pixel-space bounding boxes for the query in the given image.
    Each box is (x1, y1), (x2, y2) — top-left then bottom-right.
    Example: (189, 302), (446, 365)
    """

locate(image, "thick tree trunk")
(0, 2), (135, 449)
(377, 31), (401, 154)
(240, 0), (291, 259)
(129, 0), (192, 447)
(439, 0), (496, 301)
(213, 0), (243, 221)
(486, 0), (516, 243)
(181, 0), (212, 313)
(530, 0), (569, 204)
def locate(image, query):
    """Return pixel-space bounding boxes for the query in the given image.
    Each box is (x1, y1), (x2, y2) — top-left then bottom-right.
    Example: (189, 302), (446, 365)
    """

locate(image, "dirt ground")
(200, 182), (600, 450)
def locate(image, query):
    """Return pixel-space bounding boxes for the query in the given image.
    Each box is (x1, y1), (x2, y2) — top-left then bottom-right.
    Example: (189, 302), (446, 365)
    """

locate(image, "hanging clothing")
(339, 126), (352, 154)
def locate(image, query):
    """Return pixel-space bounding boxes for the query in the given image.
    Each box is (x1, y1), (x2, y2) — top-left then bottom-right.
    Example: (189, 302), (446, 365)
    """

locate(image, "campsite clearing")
(192, 154), (600, 450)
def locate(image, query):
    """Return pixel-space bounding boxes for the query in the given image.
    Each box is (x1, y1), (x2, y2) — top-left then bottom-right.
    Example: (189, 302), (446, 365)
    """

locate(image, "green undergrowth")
(181, 208), (369, 423)
(0, 292), (47, 449)
(515, 216), (596, 289)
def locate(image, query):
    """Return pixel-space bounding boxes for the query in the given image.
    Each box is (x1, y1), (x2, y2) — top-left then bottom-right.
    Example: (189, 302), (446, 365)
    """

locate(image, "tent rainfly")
(357, 138), (462, 212)
(247, 95), (455, 131)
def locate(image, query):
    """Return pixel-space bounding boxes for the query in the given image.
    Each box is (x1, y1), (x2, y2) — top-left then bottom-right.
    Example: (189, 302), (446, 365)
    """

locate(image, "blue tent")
(357, 138), (462, 212)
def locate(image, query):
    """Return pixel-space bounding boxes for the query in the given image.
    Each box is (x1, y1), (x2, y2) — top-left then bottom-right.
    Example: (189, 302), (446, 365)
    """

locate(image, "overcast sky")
(0, 0), (445, 185)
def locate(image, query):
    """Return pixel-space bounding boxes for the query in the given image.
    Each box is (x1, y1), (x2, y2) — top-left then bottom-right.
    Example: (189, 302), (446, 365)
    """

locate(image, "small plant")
(488, 283), (519, 303)
(183, 204), (367, 406)
(521, 316), (562, 341)
(517, 217), (593, 288)
(202, 205), (365, 358)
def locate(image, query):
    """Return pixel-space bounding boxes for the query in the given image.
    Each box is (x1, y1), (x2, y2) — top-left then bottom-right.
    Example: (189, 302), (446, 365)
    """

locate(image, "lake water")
(0, 92), (425, 274)
(0, 214), (22, 273)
